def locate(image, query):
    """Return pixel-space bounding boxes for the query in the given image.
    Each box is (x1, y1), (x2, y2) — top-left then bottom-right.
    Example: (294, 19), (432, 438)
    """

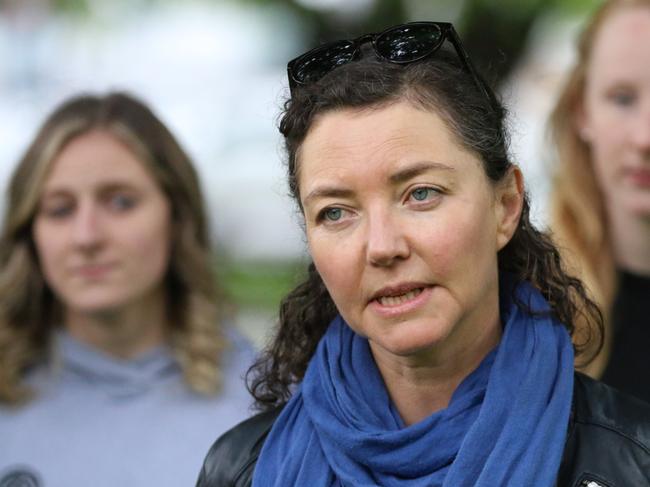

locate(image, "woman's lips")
(74, 263), (114, 279)
(626, 168), (650, 188)
(369, 285), (433, 317)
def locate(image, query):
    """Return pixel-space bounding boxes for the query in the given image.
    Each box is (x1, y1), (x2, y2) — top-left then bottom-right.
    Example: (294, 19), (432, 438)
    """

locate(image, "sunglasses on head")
(287, 21), (492, 106)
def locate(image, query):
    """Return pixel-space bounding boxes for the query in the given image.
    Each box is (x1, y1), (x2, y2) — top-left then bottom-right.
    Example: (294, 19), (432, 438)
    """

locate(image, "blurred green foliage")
(218, 258), (307, 311)
(47, 0), (85, 14)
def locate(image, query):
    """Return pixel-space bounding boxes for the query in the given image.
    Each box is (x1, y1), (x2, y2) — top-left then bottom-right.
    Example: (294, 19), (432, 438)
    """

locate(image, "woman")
(0, 92), (253, 487)
(198, 22), (650, 486)
(549, 0), (650, 400)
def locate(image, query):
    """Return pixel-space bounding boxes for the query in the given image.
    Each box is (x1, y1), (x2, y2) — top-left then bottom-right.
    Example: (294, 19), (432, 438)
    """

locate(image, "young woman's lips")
(630, 169), (650, 188)
(626, 168), (650, 188)
(74, 263), (114, 279)
(369, 285), (433, 317)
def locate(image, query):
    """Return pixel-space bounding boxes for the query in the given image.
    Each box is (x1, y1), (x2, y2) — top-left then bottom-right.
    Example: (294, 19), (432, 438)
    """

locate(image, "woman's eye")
(322, 207), (343, 221)
(608, 90), (636, 107)
(409, 187), (438, 202)
(42, 205), (73, 219)
(108, 194), (136, 211)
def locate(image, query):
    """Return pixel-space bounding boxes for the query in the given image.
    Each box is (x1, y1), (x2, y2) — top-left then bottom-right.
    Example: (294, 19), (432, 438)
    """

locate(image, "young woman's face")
(579, 6), (650, 218)
(33, 130), (172, 316)
(299, 101), (520, 361)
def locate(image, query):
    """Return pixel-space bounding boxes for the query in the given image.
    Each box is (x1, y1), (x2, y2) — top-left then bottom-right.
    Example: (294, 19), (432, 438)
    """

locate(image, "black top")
(196, 373), (650, 487)
(601, 270), (650, 403)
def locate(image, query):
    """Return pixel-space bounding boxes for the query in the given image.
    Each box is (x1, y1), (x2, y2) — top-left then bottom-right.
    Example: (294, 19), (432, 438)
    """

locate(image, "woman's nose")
(71, 204), (104, 249)
(365, 209), (410, 267)
(631, 103), (650, 153)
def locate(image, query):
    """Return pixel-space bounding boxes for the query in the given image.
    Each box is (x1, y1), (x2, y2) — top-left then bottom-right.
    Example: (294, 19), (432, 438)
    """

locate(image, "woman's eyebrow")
(39, 188), (70, 199)
(97, 181), (139, 193)
(389, 161), (456, 184)
(303, 187), (354, 206)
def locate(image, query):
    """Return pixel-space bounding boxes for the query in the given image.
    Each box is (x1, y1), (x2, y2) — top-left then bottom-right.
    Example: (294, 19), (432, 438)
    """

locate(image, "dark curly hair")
(247, 46), (603, 411)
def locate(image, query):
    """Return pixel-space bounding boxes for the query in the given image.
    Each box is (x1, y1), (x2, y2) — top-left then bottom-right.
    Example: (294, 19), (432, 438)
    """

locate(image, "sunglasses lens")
(291, 41), (357, 85)
(375, 23), (443, 63)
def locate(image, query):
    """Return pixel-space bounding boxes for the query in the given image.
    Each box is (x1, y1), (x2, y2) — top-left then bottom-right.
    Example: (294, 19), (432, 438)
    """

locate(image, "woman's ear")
(495, 166), (524, 251)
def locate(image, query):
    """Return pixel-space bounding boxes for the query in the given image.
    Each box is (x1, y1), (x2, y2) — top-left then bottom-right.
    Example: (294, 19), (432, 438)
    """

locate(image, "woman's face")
(299, 101), (521, 361)
(578, 6), (650, 218)
(33, 130), (172, 316)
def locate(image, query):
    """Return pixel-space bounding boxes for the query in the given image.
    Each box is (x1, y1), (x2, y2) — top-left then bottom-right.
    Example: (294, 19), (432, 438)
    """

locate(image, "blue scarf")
(253, 281), (574, 487)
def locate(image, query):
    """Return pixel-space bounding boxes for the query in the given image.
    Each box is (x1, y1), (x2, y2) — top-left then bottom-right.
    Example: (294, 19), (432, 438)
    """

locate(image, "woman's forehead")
(299, 102), (471, 172)
(41, 131), (157, 193)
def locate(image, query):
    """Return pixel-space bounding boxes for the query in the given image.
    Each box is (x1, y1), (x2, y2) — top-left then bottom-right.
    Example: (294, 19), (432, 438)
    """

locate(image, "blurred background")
(0, 0), (600, 347)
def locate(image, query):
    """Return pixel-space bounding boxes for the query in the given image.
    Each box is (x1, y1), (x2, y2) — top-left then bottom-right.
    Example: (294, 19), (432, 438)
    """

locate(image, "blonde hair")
(548, 0), (650, 376)
(0, 92), (228, 404)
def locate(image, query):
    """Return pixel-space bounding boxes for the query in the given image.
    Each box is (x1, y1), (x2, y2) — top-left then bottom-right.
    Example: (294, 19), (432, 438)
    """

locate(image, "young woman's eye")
(107, 193), (137, 211)
(42, 205), (74, 219)
(409, 187), (439, 202)
(608, 90), (637, 107)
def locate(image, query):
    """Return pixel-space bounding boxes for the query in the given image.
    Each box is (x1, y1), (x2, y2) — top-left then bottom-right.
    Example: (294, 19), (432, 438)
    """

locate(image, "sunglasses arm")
(446, 26), (497, 110)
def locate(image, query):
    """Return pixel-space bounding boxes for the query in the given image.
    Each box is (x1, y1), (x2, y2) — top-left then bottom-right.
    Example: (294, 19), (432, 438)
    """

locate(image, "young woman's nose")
(631, 103), (650, 152)
(71, 204), (104, 248)
(365, 209), (410, 267)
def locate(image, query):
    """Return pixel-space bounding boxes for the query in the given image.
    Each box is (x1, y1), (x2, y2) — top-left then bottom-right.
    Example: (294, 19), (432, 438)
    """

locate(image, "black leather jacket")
(196, 373), (650, 486)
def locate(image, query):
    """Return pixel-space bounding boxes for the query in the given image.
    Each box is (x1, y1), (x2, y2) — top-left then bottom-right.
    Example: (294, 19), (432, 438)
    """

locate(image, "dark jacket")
(196, 373), (650, 487)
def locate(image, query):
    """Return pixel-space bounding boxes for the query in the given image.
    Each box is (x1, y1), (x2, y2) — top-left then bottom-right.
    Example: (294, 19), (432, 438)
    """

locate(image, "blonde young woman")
(0, 93), (253, 486)
(549, 0), (650, 401)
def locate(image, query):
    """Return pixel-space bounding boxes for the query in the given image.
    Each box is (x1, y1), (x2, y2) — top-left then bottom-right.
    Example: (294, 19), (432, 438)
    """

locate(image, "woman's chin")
(64, 295), (127, 316)
(369, 320), (453, 359)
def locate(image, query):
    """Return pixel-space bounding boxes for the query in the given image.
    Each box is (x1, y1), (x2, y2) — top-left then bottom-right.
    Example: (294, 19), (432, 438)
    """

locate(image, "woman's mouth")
(74, 263), (114, 279)
(625, 167), (650, 187)
(370, 284), (433, 317)
(377, 287), (424, 307)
